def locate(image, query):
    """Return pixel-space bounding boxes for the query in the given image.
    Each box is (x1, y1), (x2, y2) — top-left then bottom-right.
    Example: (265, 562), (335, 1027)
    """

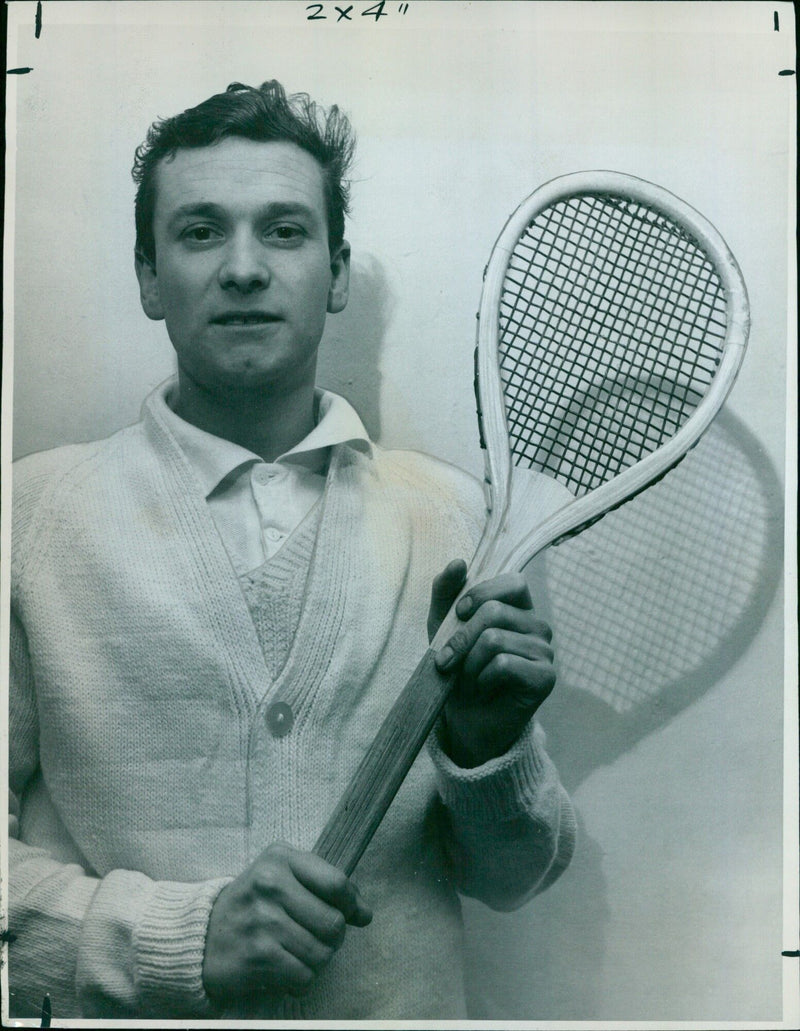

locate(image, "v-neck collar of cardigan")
(140, 379), (410, 759)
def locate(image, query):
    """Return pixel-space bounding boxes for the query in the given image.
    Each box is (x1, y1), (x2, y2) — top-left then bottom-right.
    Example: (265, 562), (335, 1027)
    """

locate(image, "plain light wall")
(4, 1), (795, 1022)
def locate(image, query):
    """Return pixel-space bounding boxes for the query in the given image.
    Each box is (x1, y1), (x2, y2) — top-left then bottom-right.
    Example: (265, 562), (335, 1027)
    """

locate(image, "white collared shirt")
(162, 388), (371, 575)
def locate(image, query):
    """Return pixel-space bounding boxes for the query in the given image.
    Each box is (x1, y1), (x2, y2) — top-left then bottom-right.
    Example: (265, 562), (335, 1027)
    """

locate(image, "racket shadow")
(526, 406), (783, 793)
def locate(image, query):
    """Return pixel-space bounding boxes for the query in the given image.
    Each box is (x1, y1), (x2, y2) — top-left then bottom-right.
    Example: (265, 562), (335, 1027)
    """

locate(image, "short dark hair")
(132, 80), (355, 266)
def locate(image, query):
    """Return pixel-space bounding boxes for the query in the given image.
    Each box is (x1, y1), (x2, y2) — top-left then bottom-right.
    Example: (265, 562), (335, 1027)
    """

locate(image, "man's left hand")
(428, 559), (556, 768)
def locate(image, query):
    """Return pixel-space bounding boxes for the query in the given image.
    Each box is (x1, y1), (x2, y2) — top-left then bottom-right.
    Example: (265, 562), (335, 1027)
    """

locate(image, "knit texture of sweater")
(239, 505), (322, 680)
(8, 380), (576, 1020)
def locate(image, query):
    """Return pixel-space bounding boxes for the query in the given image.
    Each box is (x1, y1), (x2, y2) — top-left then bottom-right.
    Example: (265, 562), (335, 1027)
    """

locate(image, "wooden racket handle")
(313, 648), (457, 875)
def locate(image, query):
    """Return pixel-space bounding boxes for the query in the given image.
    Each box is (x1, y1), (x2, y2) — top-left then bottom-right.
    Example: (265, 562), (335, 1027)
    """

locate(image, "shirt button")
(266, 701), (293, 738)
(265, 527), (282, 543)
(253, 467), (274, 486)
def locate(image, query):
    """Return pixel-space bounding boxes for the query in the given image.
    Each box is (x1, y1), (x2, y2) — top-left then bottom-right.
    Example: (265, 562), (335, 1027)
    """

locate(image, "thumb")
(427, 559), (468, 642)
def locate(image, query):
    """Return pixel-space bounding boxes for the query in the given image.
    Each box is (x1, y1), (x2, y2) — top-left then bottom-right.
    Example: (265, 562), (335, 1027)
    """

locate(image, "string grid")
(498, 194), (728, 495)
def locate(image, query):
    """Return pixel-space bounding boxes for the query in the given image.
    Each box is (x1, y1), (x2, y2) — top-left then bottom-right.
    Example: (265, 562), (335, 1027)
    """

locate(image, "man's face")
(136, 137), (349, 397)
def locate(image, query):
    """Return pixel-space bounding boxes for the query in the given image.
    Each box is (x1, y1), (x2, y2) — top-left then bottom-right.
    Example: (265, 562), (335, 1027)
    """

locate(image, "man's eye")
(268, 224), (304, 243)
(183, 226), (219, 243)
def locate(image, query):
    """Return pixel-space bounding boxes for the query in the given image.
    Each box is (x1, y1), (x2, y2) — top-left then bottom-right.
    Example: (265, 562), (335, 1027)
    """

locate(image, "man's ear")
(327, 240), (350, 314)
(135, 251), (165, 321)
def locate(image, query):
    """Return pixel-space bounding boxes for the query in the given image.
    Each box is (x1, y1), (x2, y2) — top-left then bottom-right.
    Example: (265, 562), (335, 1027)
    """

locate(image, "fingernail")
(437, 645), (455, 670)
(456, 596), (473, 618)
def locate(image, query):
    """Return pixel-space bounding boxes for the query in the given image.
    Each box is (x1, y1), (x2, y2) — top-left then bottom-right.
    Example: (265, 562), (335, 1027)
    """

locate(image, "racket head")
(472, 171), (750, 576)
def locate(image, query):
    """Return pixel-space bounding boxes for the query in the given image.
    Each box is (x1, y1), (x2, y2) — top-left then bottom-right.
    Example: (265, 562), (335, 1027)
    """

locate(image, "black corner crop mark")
(40, 993), (51, 1028)
(35, 0), (43, 38)
(774, 10), (779, 30)
(782, 949), (800, 957)
(7, 67), (34, 74)
(778, 69), (796, 76)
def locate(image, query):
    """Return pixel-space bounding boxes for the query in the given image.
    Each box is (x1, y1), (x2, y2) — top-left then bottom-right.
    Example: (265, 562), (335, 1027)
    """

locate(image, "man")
(7, 80), (575, 1020)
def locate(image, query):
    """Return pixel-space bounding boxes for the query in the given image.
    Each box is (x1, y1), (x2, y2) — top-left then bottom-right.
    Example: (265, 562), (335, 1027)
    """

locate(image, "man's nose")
(218, 231), (270, 293)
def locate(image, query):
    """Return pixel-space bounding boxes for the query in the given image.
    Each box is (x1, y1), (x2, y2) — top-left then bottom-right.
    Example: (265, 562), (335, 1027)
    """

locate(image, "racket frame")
(470, 170), (750, 582)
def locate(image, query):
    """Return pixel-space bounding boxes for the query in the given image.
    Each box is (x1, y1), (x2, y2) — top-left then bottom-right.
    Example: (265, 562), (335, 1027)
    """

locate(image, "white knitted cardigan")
(8, 381), (576, 1020)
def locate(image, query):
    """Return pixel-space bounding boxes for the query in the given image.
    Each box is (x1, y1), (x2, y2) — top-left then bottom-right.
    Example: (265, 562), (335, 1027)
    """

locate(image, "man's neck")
(172, 372), (317, 463)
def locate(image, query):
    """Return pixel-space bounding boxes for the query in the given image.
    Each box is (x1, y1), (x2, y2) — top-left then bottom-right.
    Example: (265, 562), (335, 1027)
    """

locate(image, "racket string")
(527, 198), (722, 473)
(496, 194), (728, 495)
(535, 201), (708, 420)
(580, 210), (706, 478)
(503, 197), (674, 476)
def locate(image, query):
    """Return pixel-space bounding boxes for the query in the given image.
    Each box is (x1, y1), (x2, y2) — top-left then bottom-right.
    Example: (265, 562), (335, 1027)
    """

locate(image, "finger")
(437, 599), (550, 672)
(272, 910), (338, 971)
(287, 850), (373, 927)
(460, 626), (554, 683)
(251, 845), (371, 932)
(260, 947), (316, 998)
(248, 852), (345, 945)
(237, 933), (316, 997)
(453, 572), (533, 622)
(427, 559), (468, 641)
(280, 888), (349, 948)
(475, 653), (556, 707)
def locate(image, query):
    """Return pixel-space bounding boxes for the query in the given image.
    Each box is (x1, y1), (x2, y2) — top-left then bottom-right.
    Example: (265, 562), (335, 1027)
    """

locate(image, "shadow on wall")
(462, 407), (784, 1019)
(464, 822), (611, 1019)
(534, 407), (783, 793)
(317, 254), (394, 441)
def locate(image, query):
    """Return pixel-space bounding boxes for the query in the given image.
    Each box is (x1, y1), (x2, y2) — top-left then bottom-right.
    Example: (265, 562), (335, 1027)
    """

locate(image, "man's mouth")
(211, 312), (281, 326)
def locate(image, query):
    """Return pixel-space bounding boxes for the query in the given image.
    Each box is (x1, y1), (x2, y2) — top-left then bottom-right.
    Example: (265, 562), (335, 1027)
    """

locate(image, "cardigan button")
(266, 701), (294, 738)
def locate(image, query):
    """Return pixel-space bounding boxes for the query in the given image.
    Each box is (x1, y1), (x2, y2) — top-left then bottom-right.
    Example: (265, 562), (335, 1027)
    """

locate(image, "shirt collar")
(157, 379), (372, 498)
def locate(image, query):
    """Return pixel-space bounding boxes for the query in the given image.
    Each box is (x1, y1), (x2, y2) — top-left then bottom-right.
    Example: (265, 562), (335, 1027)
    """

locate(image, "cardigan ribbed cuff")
(134, 876), (232, 1016)
(428, 717), (555, 823)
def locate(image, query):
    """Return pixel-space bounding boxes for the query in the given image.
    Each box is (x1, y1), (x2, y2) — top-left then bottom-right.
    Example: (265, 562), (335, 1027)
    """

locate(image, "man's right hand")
(202, 842), (372, 1003)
